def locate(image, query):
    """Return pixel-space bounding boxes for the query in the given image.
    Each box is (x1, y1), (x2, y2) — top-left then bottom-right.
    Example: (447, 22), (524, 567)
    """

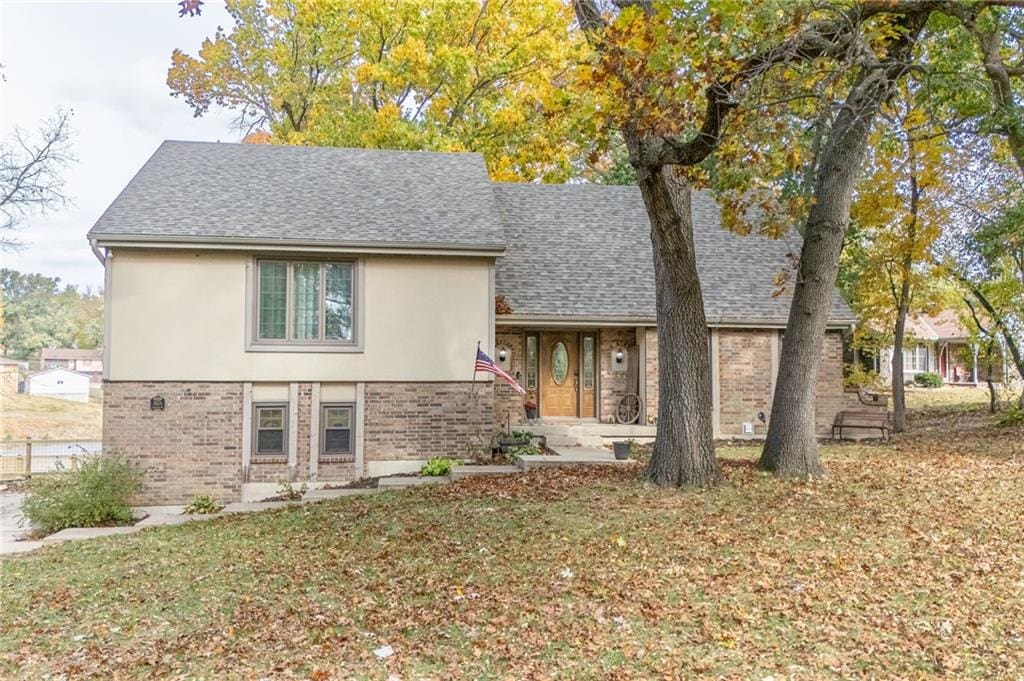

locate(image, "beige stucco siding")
(107, 249), (493, 382)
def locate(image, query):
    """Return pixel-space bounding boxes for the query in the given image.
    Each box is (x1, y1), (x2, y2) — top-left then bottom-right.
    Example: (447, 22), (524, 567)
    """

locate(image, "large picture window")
(321, 404), (354, 457)
(254, 404), (287, 456)
(903, 344), (930, 373)
(256, 260), (355, 344)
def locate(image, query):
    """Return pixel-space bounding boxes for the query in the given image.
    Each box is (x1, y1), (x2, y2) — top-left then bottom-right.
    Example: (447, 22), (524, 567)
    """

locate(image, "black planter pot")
(525, 408), (538, 420)
(612, 441), (630, 460)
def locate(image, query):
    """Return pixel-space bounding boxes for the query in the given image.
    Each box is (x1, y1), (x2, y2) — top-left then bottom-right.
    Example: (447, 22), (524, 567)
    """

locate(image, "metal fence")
(0, 440), (102, 479)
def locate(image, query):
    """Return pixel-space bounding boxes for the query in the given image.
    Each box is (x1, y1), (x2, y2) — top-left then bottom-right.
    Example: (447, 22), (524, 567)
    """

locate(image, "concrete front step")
(526, 423), (656, 448)
(450, 465), (519, 480)
(518, 447), (634, 470)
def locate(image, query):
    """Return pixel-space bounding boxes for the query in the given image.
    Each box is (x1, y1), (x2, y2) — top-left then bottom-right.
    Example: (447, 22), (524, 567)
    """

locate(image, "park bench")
(831, 389), (891, 441)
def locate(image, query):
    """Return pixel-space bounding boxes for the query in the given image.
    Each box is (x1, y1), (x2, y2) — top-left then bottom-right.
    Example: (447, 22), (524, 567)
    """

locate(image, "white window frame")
(903, 344), (930, 373)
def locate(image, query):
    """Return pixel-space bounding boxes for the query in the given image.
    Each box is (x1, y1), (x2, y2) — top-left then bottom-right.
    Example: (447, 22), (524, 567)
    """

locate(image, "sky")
(1, 0), (240, 290)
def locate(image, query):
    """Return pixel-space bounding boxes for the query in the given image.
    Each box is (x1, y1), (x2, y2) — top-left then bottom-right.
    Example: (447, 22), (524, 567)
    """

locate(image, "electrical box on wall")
(742, 422), (754, 435)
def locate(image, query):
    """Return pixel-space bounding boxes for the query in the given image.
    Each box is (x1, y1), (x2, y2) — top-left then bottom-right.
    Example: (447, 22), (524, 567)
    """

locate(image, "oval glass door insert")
(551, 341), (569, 385)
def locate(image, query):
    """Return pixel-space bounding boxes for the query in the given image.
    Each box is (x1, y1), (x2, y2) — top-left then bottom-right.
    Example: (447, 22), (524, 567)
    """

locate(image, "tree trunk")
(635, 163), (720, 487)
(891, 276), (911, 432)
(969, 286), (1024, 408)
(759, 72), (906, 477)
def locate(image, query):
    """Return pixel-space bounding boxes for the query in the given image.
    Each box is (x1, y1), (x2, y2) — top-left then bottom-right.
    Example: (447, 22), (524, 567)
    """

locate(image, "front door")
(540, 332), (578, 417)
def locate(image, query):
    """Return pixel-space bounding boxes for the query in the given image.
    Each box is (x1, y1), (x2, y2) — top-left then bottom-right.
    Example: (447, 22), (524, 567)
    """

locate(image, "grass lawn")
(2, 405), (1022, 678)
(0, 388), (102, 441)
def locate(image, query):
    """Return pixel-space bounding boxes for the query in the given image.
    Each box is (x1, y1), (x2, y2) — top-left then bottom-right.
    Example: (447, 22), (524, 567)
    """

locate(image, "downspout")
(90, 240), (106, 266)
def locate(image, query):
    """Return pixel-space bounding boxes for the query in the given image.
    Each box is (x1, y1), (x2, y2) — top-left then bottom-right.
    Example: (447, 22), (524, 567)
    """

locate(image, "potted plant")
(523, 392), (538, 420)
(612, 439), (632, 460)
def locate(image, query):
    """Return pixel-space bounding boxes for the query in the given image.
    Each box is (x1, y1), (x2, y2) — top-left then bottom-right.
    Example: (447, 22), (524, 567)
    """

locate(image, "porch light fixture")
(498, 348), (508, 362)
(615, 349), (625, 363)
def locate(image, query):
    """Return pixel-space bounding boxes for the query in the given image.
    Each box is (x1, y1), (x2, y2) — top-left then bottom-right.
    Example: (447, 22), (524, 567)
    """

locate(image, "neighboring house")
(89, 141), (859, 504)
(0, 359), (21, 394)
(864, 313), (1006, 386)
(25, 367), (91, 402)
(40, 348), (104, 384)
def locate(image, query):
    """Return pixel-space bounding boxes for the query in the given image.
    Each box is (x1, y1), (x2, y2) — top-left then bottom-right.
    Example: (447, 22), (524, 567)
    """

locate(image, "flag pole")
(472, 340), (480, 395)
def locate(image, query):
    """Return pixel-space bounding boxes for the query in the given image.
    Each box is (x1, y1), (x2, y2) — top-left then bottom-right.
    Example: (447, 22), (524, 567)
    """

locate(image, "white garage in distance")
(25, 367), (91, 402)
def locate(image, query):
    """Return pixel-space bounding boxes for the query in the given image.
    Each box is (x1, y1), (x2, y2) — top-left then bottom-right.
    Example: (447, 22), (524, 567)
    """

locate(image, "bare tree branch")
(0, 108), (76, 252)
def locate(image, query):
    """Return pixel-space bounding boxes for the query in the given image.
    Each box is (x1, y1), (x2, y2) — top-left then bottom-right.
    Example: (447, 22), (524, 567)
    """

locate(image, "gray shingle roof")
(88, 141), (505, 251)
(493, 183), (855, 326)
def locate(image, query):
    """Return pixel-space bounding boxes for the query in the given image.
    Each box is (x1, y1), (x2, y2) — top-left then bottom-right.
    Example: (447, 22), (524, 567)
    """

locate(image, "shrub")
(274, 481), (308, 501)
(843, 364), (883, 390)
(421, 457), (459, 476)
(913, 372), (943, 388)
(505, 443), (540, 462)
(183, 494), (224, 515)
(21, 453), (142, 535)
(996, 405), (1024, 428)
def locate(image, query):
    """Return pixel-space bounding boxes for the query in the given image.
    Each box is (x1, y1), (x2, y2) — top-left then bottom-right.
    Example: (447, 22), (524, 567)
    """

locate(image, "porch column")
(636, 326), (647, 424)
(710, 329), (721, 438)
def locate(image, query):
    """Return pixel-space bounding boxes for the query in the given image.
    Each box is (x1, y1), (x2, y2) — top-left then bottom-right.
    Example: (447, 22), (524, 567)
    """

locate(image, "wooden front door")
(540, 332), (578, 417)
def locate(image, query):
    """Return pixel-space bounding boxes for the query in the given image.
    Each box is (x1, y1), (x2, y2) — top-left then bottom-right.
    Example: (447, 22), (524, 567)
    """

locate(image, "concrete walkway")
(519, 446), (632, 470)
(0, 490), (41, 554)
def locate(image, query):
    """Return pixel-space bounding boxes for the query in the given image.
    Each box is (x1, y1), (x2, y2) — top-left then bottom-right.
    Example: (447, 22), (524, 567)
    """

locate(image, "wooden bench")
(832, 389), (891, 441)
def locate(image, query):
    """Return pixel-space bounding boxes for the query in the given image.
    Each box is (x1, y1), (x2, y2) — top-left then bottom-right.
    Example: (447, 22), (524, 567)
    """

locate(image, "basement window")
(254, 404), (287, 456)
(321, 404), (354, 457)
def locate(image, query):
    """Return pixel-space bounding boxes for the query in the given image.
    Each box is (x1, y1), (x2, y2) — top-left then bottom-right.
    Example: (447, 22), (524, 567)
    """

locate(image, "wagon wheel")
(616, 393), (641, 425)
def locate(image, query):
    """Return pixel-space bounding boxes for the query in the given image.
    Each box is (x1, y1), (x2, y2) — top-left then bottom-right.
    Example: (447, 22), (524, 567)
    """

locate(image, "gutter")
(88, 233), (506, 258)
(497, 314), (858, 330)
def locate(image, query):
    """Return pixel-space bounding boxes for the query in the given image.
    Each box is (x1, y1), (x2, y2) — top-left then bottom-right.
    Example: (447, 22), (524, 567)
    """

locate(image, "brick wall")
(363, 382), (493, 461)
(600, 328), (637, 421)
(493, 331), (526, 429)
(718, 330), (774, 437)
(103, 381), (243, 505)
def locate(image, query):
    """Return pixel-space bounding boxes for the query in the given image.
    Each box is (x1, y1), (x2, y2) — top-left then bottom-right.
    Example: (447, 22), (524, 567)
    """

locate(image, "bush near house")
(20, 453), (141, 535)
(913, 371), (943, 388)
(421, 457), (459, 477)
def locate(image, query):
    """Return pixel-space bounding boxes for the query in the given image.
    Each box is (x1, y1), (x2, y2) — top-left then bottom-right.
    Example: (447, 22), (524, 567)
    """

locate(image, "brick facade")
(494, 331), (527, 429)
(103, 381), (243, 505)
(599, 328), (637, 422)
(717, 329), (775, 437)
(363, 382), (494, 461)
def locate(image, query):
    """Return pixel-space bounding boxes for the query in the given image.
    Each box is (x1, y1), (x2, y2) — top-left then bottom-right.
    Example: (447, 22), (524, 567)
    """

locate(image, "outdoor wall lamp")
(615, 349), (625, 363)
(498, 349), (508, 362)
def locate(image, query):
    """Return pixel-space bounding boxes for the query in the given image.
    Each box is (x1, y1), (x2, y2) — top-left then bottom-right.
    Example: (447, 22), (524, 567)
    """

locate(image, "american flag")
(475, 347), (526, 395)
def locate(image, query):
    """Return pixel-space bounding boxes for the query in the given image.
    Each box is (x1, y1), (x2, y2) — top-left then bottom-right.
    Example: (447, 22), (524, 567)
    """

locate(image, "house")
(89, 141), (859, 504)
(40, 348), (103, 384)
(864, 312), (1006, 386)
(0, 359), (21, 394)
(25, 367), (91, 402)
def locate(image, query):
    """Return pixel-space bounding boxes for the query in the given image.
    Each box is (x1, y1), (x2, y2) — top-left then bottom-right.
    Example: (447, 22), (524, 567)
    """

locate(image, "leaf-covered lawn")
(2, 407), (1022, 679)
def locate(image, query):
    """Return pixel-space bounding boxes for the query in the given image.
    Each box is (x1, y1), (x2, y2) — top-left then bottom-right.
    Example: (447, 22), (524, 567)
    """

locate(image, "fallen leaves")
(0, 404), (1022, 678)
